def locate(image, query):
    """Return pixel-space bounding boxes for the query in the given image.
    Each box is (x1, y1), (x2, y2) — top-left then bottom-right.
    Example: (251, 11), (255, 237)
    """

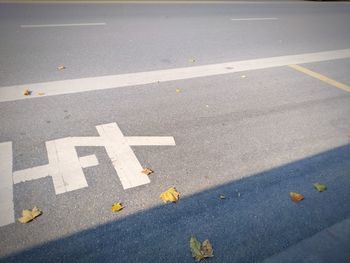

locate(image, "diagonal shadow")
(2, 144), (350, 263)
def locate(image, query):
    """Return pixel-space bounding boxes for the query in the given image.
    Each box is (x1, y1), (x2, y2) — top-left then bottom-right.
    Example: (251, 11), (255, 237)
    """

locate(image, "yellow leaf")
(201, 239), (214, 258)
(241, 75), (246, 78)
(313, 183), (327, 192)
(160, 187), (180, 203)
(111, 202), (124, 213)
(23, 89), (31, 96)
(190, 236), (203, 261)
(142, 168), (153, 175)
(57, 65), (66, 70)
(189, 236), (214, 261)
(38, 92), (45, 96)
(176, 88), (181, 93)
(289, 192), (304, 203)
(18, 207), (42, 224)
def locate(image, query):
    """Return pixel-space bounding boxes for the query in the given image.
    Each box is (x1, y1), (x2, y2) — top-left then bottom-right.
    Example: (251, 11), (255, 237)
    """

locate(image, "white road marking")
(79, 155), (99, 169)
(1, 49), (350, 103)
(1, 122), (175, 227)
(20, 23), (106, 28)
(231, 17), (278, 21)
(0, 142), (14, 227)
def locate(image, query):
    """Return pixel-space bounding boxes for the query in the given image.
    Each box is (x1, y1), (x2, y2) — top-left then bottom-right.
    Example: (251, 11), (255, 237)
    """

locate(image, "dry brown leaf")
(289, 192), (304, 203)
(111, 202), (124, 213)
(57, 65), (66, 70)
(142, 168), (153, 175)
(189, 236), (214, 261)
(160, 187), (180, 203)
(18, 206), (42, 223)
(23, 89), (31, 96)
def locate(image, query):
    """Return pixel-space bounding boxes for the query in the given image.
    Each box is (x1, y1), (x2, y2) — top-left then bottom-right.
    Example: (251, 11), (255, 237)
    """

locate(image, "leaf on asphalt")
(313, 183), (327, 192)
(219, 195), (226, 200)
(176, 88), (181, 93)
(38, 92), (45, 96)
(57, 65), (66, 70)
(18, 206), (42, 224)
(160, 187), (180, 203)
(289, 192), (304, 202)
(142, 167), (153, 176)
(241, 75), (246, 78)
(190, 236), (214, 261)
(111, 202), (124, 213)
(23, 89), (31, 96)
(189, 58), (196, 63)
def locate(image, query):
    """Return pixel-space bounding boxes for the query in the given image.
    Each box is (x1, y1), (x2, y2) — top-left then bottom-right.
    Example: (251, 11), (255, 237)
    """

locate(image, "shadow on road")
(2, 144), (350, 262)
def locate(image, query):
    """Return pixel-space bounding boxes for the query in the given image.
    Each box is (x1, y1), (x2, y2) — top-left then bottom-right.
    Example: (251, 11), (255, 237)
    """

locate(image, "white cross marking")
(0, 122), (175, 226)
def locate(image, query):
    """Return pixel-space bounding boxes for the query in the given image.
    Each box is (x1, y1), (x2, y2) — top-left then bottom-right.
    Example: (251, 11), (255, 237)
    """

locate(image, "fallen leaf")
(111, 202), (124, 213)
(241, 75), (246, 78)
(38, 92), (45, 96)
(176, 88), (181, 93)
(160, 187), (180, 203)
(18, 206), (42, 223)
(219, 195), (225, 199)
(289, 192), (304, 202)
(313, 183), (327, 192)
(57, 65), (66, 70)
(23, 89), (31, 96)
(190, 236), (214, 261)
(189, 58), (196, 63)
(142, 168), (153, 175)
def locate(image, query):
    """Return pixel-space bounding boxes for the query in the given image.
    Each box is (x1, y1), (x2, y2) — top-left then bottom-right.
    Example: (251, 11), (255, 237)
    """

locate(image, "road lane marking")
(0, 142), (14, 227)
(231, 17), (278, 21)
(1, 48), (350, 103)
(289, 64), (350, 93)
(1, 122), (175, 226)
(79, 154), (99, 169)
(21, 23), (106, 28)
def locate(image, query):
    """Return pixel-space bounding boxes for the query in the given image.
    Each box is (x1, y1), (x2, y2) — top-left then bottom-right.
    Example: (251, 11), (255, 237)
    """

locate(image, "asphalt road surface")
(0, 1), (350, 262)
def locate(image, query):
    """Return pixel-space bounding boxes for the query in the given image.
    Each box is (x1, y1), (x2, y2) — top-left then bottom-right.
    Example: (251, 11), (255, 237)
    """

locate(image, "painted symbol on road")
(0, 122), (175, 226)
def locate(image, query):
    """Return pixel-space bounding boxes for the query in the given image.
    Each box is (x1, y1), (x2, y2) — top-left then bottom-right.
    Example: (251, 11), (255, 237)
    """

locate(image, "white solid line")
(1, 48), (350, 103)
(79, 155), (99, 169)
(96, 123), (151, 189)
(20, 23), (106, 28)
(0, 142), (14, 227)
(13, 164), (50, 184)
(231, 17), (278, 21)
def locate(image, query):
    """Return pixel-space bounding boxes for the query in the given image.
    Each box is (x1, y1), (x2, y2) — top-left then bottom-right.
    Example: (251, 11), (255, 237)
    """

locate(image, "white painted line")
(96, 123), (151, 189)
(0, 142), (14, 227)
(1, 49), (350, 103)
(13, 164), (49, 184)
(20, 23), (106, 28)
(79, 154), (99, 169)
(231, 17), (278, 21)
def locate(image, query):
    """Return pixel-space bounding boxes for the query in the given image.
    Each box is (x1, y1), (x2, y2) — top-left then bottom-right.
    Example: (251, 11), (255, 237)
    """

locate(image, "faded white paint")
(1, 49), (350, 103)
(0, 142), (14, 227)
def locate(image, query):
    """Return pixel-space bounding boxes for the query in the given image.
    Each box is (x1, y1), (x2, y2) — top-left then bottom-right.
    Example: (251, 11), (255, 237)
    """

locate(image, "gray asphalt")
(0, 1), (350, 263)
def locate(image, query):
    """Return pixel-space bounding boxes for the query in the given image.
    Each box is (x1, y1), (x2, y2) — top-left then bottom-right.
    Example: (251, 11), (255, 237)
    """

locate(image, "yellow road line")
(289, 64), (350, 93)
